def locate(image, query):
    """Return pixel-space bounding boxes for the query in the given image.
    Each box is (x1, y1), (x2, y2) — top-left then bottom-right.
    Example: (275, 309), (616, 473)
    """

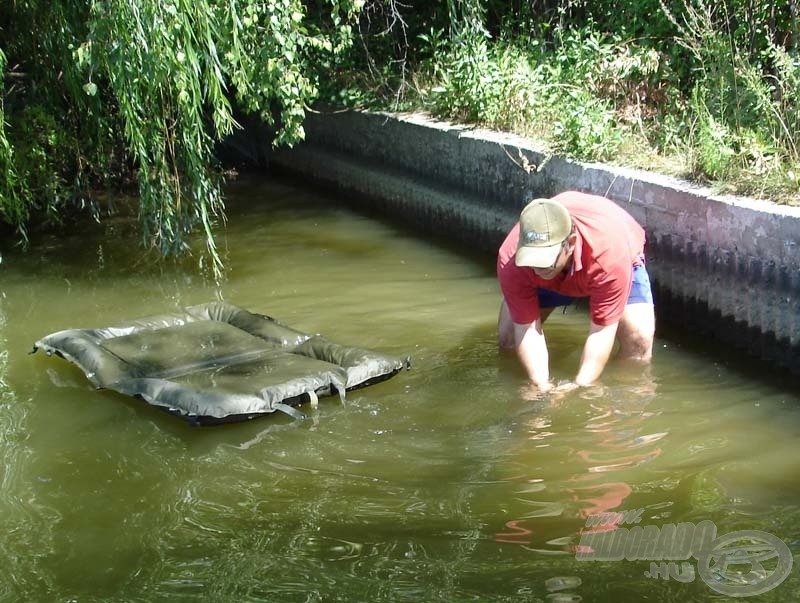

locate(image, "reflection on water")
(0, 175), (799, 601)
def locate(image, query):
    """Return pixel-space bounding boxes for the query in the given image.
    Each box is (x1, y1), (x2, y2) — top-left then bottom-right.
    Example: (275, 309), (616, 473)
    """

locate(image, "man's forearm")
(575, 321), (618, 386)
(515, 321), (551, 389)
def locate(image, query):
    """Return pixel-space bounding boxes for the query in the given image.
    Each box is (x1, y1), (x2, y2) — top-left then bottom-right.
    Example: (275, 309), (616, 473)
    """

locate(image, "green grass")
(325, 24), (800, 205)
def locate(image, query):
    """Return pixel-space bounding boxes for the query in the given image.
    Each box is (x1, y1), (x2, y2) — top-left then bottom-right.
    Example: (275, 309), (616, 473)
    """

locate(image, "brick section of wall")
(265, 109), (800, 375)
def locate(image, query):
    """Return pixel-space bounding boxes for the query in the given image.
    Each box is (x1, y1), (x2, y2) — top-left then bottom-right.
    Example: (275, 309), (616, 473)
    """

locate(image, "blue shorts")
(538, 263), (654, 309)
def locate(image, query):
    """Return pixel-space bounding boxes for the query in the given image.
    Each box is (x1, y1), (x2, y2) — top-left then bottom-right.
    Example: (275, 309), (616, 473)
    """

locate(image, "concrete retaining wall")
(265, 109), (800, 374)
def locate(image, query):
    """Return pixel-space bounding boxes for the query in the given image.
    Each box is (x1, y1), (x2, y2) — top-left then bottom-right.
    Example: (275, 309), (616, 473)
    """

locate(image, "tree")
(0, 0), (364, 274)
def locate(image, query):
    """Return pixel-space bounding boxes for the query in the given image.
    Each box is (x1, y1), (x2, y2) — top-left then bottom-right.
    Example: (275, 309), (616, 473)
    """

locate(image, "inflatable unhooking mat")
(33, 302), (409, 425)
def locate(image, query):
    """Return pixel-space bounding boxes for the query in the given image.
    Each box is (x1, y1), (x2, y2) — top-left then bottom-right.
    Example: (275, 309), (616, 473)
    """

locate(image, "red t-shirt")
(497, 191), (646, 326)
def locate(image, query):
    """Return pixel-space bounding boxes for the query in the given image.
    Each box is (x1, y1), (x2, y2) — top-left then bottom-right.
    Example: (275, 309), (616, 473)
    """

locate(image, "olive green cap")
(514, 199), (572, 268)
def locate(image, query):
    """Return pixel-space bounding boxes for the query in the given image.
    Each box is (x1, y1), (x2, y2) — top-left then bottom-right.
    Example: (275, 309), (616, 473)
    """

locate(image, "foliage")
(0, 48), (26, 233)
(0, 0), (364, 272)
(663, 0), (800, 195)
(409, 26), (669, 162)
(3, 0), (800, 263)
(333, 0), (800, 203)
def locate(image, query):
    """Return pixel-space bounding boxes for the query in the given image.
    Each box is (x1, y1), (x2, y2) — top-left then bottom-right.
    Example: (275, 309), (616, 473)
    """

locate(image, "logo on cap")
(524, 230), (551, 244)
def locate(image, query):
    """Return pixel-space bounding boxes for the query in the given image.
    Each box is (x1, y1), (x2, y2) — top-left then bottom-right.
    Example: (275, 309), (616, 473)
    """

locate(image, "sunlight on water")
(0, 175), (798, 601)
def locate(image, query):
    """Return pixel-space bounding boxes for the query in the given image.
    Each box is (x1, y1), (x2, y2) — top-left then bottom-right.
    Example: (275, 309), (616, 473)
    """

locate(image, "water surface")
(1, 175), (798, 602)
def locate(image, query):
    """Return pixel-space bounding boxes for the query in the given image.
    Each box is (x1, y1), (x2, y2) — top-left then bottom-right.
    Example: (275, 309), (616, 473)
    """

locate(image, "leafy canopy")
(0, 0), (364, 272)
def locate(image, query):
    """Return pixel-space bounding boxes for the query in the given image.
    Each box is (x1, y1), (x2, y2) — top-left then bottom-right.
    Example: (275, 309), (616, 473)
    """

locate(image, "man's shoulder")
(551, 190), (620, 213)
(498, 222), (521, 264)
(552, 191), (645, 253)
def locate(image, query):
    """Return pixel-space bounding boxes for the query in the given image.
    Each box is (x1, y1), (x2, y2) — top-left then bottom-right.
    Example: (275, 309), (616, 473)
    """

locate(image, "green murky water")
(1, 176), (799, 602)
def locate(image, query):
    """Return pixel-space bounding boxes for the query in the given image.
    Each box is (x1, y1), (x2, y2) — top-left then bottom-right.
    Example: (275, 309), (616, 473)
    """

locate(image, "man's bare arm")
(574, 320), (618, 386)
(514, 320), (552, 391)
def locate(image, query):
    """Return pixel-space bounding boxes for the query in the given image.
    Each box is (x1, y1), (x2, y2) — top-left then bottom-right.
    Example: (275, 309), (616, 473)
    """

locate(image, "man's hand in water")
(551, 380), (580, 395)
(519, 381), (552, 401)
(520, 380), (605, 402)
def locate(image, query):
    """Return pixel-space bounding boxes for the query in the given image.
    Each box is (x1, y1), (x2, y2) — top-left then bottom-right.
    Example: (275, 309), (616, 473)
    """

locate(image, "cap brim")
(515, 243), (562, 268)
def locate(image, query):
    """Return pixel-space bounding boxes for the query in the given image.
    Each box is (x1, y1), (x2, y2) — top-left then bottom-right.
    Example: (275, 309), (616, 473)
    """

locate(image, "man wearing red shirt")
(497, 191), (655, 392)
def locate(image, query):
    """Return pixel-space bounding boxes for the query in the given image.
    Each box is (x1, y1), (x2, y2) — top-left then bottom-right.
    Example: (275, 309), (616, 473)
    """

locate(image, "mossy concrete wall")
(265, 109), (800, 375)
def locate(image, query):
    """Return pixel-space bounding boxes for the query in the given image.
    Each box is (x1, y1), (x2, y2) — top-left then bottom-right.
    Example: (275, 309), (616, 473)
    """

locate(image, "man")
(497, 191), (654, 393)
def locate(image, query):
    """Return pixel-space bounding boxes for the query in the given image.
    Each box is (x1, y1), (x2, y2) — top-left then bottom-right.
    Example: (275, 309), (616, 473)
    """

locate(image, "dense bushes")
(0, 0), (363, 272)
(1, 0), (798, 270)
(326, 0), (800, 203)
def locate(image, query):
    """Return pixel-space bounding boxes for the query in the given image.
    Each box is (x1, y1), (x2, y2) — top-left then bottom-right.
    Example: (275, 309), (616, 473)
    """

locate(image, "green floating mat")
(33, 302), (409, 425)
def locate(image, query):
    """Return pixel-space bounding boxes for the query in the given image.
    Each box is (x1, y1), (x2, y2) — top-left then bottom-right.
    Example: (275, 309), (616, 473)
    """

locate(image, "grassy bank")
(324, 3), (800, 205)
